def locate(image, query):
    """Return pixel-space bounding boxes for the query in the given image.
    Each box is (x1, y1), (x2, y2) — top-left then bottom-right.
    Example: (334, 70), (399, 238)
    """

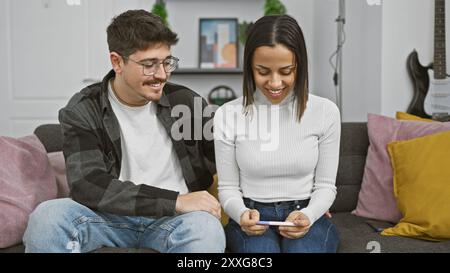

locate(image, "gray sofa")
(1, 123), (449, 253)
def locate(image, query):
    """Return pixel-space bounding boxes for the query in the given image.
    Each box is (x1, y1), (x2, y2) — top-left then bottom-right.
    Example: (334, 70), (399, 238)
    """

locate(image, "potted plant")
(264, 0), (287, 16)
(239, 21), (253, 46)
(151, 0), (169, 27)
(238, 0), (287, 49)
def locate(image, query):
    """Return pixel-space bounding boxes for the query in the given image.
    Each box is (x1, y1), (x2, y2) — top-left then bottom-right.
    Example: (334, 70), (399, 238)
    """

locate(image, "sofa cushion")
(381, 131), (450, 241)
(352, 114), (450, 222)
(33, 124), (63, 153)
(331, 213), (450, 253)
(0, 244), (25, 253)
(208, 174), (229, 226)
(0, 135), (59, 248)
(331, 123), (368, 212)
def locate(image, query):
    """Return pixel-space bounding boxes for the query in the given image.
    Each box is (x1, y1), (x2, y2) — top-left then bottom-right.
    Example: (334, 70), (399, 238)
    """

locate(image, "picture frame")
(199, 18), (239, 69)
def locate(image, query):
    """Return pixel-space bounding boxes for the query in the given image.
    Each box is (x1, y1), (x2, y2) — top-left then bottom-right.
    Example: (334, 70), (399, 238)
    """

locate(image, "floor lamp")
(333, 0), (346, 115)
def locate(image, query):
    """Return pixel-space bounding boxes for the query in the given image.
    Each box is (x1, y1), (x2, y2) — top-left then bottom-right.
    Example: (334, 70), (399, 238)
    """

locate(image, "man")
(23, 9), (225, 253)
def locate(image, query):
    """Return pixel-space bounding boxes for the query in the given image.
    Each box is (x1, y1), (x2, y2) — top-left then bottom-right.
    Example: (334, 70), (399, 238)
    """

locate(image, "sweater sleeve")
(300, 100), (341, 226)
(213, 106), (249, 224)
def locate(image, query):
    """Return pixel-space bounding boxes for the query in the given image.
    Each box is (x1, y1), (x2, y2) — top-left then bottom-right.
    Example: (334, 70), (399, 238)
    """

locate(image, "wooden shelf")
(172, 68), (243, 75)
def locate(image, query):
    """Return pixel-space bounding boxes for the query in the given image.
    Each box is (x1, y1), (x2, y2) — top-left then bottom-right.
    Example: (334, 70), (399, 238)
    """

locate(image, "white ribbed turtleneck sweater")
(213, 90), (341, 226)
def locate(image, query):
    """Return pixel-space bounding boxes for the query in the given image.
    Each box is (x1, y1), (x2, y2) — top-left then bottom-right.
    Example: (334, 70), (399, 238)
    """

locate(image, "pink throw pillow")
(352, 114), (450, 222)
(0, 135), (58, 248)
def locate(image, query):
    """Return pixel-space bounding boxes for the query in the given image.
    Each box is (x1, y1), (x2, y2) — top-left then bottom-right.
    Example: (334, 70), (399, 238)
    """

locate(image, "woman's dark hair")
(107, 9), (179, 58)
(243, 15), (308, 121)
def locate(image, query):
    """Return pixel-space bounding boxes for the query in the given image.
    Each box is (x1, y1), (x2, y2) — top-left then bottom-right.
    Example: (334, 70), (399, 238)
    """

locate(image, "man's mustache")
(143, 80), (166, 85)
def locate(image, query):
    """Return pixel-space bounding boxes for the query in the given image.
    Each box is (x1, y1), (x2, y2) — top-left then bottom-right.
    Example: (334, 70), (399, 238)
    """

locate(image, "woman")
(214, 15), (341, 253)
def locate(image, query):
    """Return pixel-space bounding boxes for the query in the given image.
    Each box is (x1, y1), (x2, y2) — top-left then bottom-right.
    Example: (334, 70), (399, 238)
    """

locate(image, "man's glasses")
(122, 55), (179, 76)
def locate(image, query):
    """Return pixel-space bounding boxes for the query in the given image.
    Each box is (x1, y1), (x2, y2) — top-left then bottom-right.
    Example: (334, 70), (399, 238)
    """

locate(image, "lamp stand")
(335, 0), (346, 114)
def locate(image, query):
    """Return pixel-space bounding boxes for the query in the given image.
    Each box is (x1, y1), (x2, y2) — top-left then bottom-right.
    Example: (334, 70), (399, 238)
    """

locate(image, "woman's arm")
(300, 101), (341, 226)
(213, 106), (248, 223)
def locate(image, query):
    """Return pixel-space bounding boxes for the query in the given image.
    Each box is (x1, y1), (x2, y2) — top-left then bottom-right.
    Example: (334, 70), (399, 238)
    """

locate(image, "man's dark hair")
(242, 15), (309, 121)
(107, 9), (179, 58)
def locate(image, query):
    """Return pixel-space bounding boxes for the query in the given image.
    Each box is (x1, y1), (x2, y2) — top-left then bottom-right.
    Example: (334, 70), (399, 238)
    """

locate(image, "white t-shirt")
(108, 81), (188, 194)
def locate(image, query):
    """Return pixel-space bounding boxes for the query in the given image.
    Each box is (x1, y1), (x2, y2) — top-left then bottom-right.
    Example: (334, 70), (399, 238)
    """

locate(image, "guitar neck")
(434, 0), (447, 79)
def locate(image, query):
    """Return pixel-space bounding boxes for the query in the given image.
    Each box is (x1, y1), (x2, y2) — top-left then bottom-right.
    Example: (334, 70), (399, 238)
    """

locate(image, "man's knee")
(28, 198), (79, 225)
(176, 211), (226, 252)
(23, 198), (82, 251)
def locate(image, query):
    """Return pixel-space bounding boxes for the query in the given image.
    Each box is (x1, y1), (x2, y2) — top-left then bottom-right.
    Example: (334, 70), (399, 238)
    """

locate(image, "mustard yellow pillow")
(396, 112), (434, 122)
(381, 131), (450, 241)
(207, 174), (229, 226)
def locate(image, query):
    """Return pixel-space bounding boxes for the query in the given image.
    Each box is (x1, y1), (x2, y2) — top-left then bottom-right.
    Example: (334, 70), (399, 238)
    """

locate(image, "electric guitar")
(407, 0), (450, 117)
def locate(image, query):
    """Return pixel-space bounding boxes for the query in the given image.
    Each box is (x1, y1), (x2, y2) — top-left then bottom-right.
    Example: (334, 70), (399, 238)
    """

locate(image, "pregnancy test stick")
(256, 221), (296, 226)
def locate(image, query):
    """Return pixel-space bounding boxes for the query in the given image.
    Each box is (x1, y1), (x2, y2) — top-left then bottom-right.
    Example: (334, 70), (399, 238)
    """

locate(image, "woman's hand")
(239, 209), (269, 236)
(279, 211), (311, 239)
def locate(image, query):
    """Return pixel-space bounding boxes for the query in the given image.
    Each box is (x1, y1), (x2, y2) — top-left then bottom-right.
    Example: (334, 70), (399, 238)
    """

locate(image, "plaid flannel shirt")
(59, 70), (216, 218)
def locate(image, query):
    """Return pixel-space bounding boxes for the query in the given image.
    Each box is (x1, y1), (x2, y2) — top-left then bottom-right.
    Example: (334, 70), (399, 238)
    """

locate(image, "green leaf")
(239, 21), (253, 45)
(151, 2), (169, 27)
(264, 0), (287, 16)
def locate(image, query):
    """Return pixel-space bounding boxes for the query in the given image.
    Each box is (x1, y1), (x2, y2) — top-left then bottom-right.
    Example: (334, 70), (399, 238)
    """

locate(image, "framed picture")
(199, 18), (239, 69)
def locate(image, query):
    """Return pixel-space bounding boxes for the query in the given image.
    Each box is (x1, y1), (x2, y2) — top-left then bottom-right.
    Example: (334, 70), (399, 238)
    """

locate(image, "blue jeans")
(23, 198), (226, 253)
(225, 198), (340, 253)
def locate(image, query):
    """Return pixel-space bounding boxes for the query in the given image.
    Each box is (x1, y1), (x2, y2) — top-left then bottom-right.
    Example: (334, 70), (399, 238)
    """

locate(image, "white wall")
(87, 0), (156, 81)
(312, 0), (339, 102)
(313, 0), (382, 122)
(1, 0), (446, 136)
(0, 0), (11, 135)
(284, 0), (315, 93)
(0, 0), (156, 137)
(360, 0), (382, 119)
(342, 0), (382, 121)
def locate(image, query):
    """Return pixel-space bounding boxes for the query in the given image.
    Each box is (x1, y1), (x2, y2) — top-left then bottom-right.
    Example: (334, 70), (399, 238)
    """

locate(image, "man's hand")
(175, 191), (221, 219)
(279, 211), (311, 239)
(239, 209), (268, 236)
